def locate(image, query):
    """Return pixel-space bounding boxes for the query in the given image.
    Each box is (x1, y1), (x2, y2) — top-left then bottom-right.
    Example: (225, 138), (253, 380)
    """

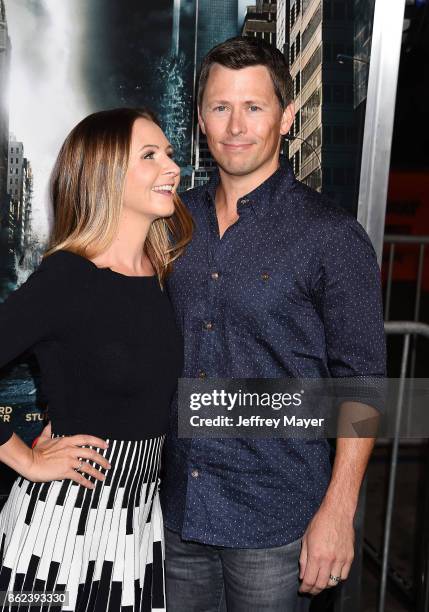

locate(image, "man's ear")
(198, 106), (207, 135)
(280, 102), (295, 136)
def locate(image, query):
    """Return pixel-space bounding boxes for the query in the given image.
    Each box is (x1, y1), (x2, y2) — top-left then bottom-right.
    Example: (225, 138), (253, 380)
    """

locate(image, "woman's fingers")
(28, 434), (112, 487)
(69, 470), (97, 490)
(71, 447), (111, 471)
(70, 435), (109, 449)
(72, 457), (108, 482)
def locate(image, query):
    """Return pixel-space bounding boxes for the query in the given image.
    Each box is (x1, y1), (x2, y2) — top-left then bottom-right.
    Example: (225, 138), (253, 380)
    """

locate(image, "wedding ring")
(329, 574), (341, 583)
(75, 460), (84, 473)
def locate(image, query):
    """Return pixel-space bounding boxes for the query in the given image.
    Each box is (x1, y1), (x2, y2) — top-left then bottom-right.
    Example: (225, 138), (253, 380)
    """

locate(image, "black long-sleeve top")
(0, 250), (183, 445)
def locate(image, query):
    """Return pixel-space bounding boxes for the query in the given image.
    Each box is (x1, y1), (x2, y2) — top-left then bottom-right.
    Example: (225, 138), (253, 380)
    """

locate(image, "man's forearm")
(322, 436), (375, 520)
(298, 431), (374, 593)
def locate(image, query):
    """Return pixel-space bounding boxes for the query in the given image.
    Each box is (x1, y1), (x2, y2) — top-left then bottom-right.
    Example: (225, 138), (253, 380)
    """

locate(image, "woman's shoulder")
(19, 250), (98, 300)
(38, 250), (98, 277)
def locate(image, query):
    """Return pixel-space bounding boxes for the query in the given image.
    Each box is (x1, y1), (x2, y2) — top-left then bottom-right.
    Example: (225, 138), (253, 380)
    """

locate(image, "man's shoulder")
(288, 179), (368, 238)
(290, 180), (348, 223)
(178, 184), (208, 211)
(288, 180), (375, 259)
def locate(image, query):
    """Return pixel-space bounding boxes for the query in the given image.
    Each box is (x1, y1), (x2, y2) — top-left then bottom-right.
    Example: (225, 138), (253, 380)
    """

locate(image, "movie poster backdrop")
(0, 0), (240, 490)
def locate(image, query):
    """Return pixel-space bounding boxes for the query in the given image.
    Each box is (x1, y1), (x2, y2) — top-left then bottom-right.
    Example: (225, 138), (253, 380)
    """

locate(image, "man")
(161, 36), (386, 611)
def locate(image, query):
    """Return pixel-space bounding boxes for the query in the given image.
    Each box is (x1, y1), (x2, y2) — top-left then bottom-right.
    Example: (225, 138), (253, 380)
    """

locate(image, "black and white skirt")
(0, 434), (166, 611)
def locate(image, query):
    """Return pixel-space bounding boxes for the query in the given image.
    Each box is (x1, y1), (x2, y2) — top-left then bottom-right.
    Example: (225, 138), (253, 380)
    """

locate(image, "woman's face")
(122, 117), (180, 220)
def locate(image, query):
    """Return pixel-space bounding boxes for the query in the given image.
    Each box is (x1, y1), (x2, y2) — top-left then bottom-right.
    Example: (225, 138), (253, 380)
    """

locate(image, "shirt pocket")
(225, 267), (284, 330)
(226, 265), (314, 334)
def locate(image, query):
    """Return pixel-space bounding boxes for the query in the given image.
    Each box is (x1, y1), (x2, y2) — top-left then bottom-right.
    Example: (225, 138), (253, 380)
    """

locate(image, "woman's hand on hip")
(29, 423), (111, 489)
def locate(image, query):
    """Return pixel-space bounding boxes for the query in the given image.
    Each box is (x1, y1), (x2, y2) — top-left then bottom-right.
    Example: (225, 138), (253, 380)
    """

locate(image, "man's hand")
(297, 429), (375, 595)
(298, 502), (354, 595)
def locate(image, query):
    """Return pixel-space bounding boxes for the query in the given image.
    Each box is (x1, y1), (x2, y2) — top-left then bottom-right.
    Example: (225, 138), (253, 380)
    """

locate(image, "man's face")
(198, 64), (294, 177)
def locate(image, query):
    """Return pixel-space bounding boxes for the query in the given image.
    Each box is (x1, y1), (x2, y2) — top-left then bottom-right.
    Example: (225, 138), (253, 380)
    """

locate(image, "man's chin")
(217, 157), (260, 177)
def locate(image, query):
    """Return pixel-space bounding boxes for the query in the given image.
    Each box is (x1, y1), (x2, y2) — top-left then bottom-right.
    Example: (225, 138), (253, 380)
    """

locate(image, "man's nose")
(228, 109), (247, 136)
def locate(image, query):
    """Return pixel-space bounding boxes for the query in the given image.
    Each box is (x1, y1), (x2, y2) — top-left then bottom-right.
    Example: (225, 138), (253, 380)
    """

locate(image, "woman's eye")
(143, 151), (155, 159)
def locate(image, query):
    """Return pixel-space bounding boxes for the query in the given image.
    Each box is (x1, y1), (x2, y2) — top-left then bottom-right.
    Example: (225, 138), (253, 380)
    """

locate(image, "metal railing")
(336, 321), (429, 612)
(384, 235), (429, 383)
(378, 322), (429, 611)
(384, 235), (429, 324)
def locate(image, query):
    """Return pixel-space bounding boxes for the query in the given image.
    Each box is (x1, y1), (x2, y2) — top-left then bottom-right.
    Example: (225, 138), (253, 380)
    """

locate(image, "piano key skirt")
(0, 434), (166, 611)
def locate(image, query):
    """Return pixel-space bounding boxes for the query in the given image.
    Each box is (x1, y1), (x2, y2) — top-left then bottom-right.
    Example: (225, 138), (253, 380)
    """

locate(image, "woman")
(0, 107), (192, 611)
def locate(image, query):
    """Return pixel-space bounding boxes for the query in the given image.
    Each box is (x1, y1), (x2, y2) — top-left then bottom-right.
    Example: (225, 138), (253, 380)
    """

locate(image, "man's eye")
(214, 105), (227, 112)
(249, 105), (261, 112)
(143, 151), (155, 159)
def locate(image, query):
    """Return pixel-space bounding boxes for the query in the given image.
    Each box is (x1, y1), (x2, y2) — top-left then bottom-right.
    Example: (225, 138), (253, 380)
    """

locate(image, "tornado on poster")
(0, 0), (242, 451)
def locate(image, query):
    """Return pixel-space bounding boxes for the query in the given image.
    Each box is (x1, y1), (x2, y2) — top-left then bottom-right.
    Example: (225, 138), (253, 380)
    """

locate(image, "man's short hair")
(197, 36), (294, 110)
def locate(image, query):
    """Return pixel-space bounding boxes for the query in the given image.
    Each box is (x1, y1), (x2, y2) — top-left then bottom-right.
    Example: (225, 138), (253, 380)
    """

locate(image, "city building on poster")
(279, 0), (359, 213)
(242, 1), (277, 45)
(7, 138), (23, 202)
(353, 0), (374, 108)
(0, 1), (38, 296)
(188, 0), (240, 189)
(0, 0), (9, 213)
(7, 138), (34, 268)
(0, 0), (11, 293)
(277, 0), (291, 54)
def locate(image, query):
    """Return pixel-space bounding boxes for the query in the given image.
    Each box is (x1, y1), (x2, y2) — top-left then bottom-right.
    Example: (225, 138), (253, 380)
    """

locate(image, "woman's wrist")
(0, 433), (35, 480)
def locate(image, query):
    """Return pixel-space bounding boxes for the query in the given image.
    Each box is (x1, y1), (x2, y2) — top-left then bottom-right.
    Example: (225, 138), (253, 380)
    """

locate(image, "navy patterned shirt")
(161, 156), (386, 548)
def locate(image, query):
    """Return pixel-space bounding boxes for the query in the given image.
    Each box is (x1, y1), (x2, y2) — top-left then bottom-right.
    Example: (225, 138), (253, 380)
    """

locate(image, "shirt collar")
(204, 155), (296, 219)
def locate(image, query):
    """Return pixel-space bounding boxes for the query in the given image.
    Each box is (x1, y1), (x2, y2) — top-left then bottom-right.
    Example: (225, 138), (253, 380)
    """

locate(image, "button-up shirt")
(161, 157), (386, 548)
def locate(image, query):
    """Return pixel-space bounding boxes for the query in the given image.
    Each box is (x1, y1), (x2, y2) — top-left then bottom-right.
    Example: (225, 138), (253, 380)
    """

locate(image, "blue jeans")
(165, 528), (312, 611)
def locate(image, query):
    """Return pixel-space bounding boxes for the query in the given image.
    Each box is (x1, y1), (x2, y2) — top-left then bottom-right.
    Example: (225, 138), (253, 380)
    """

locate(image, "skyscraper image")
(0, 0), (10, 226)
(191, 0), (239, 187)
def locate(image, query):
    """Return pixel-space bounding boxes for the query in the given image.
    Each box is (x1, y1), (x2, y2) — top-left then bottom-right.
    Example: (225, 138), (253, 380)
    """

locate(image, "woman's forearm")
(0, 433), (34, 478)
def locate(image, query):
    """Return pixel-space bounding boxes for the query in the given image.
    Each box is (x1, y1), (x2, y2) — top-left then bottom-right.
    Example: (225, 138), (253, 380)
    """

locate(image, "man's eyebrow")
(208, 99), (267, 105)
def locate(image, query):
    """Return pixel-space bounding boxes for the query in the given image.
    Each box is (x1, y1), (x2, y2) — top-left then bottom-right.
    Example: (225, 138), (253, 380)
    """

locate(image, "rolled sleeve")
(312, 218), (386, 379)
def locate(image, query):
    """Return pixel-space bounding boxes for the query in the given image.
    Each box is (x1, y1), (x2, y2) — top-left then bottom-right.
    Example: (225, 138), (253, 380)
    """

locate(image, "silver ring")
(329, 574), (341, 583)
(75, 460), (83, 473)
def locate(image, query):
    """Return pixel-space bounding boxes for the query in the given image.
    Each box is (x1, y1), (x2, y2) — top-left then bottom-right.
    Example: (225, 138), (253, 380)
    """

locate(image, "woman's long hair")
(46, 107), (193, 283)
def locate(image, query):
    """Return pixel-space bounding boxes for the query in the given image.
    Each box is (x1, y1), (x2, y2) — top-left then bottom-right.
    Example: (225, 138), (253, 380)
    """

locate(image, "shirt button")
(204, 321), (214, 330)
(261, 272), (270, 281)
(211, 272), (219, 280)
(191, 469), (199, 478)
(198, 370), (206, 378)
